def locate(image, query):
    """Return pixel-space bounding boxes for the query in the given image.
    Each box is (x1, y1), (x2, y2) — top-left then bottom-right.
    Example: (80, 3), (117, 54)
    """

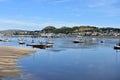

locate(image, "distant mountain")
(0, 29), (30, 35)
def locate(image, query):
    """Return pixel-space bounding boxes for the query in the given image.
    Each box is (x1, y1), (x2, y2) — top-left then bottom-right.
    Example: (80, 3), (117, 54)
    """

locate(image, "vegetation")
(2, 25), (120, 36)
(40, 26), (120, 34)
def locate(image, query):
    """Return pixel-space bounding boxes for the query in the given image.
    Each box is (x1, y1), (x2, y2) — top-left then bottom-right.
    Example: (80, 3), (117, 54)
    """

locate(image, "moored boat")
(46, 43), (53, 48)
(73, 36), (85, 43)
(114, 42), (120, 49)
(73, 40), (81, 43)
(19, 40), (25, 44)
(27, 44), (46, 49)
(73, 38), (84, 43)
(114, 45), (120, 49)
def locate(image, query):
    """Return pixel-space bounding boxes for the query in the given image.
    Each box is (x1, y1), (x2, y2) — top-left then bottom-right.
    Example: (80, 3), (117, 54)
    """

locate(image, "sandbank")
(0, 46), (36, 79)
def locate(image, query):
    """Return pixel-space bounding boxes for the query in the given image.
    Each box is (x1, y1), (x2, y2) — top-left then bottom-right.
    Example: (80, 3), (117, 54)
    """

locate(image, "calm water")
(1, 37), (120, 80)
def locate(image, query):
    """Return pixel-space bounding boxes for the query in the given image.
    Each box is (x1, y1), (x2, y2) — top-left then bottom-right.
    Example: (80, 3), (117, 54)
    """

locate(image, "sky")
(0, 0), (120, 30)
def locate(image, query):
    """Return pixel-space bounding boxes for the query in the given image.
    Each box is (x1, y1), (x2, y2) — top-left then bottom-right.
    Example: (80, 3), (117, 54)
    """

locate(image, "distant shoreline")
(82, 36), (120, 39)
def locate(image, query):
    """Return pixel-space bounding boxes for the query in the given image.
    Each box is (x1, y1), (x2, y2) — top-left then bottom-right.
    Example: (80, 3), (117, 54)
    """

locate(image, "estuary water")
(0, 37), (120, 80)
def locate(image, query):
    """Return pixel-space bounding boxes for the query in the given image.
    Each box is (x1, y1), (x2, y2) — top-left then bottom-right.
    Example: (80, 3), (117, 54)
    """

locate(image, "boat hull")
(73, 41), (84, 43)
(114, 46), (120, 49)
(27, 44), (46, 49)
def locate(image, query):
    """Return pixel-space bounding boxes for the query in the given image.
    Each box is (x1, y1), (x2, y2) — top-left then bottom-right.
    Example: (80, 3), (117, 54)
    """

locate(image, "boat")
(100, 40), (104, 43)
(113, 42), (120, 49)
(31, 39), (34, 43)
(0, 37), (11, 42)
(32, 44), (46, 49)
(18, 39), (25, 44)
(46, 36), (54, 44)
(27, 44), (46, 49)
(73, 38), (85, 43)
(73, 39), (81, 43)
(19, 40), (25, 44)
(73, 36), (85, 43)
(114, 45), (120, 49)
(3, 38), (11, 42)
(0, 39), (3, 41)
(46, 40), (54, 44)
(18, 37), (25, 44)
(46, 43), (53, 48)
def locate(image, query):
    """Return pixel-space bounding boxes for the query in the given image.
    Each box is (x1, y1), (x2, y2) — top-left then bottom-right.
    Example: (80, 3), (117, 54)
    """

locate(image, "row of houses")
(1, 31), (120, 37)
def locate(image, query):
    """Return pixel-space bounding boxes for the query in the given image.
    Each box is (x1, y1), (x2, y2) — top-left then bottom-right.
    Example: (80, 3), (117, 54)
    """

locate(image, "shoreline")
(65, 36), (120, 39)
(0, 46), (36, 79)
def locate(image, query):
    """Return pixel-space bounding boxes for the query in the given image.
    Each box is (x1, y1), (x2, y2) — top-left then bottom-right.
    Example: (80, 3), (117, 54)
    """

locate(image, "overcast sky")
(0, 0), (120, 30)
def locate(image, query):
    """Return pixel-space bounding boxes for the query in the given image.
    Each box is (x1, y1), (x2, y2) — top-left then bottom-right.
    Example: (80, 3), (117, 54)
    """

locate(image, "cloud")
(46, 0), (72, 5)
(85, 0), (120, 16)
(0, 19), (84, 30)
(39, 20), (82, 28)
(52, 0), (71, 3)
(87, 0), (119, 8)
(0, 19), (41, 27)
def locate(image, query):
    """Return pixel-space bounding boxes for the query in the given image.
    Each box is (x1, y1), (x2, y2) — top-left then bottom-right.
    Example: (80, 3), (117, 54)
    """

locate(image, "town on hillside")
(0, 26), (120, 38)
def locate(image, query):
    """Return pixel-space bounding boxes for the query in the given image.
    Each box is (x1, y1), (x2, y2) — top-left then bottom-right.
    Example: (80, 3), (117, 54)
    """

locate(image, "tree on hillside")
(41, 26), (56, 33)
(55, 26), (73, 34)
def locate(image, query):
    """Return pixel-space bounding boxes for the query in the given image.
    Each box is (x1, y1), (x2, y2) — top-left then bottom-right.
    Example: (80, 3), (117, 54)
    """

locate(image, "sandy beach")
(0, 46), (36, 79)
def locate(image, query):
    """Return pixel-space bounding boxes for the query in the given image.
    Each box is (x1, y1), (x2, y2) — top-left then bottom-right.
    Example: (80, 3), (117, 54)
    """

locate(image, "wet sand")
(0, 46), (36, 79)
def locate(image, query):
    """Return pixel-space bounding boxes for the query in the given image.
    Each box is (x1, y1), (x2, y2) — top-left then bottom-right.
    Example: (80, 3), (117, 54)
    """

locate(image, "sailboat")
(18, 38), (25, 44)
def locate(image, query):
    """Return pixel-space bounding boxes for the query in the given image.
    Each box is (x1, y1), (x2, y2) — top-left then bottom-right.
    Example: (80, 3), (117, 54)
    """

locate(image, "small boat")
(32, 39), (34, 43)
(0, 39), (3, 41)
(3, 38), (11, 42)
(100, 40), (104, 43)
(46, 43), (53, 48)
(73, 40), (81, 43)
(18, 37), (25, 44)
(46, 36), (54, 44)
(46, 40), (54, 44)
(113, 42), (120, 49)
(114, 45), (120, 49)
(73, 36), (85, 43)
(73, 39), (84, 43)
(0, 37), (11, 42)
(19, 40), (25, 44)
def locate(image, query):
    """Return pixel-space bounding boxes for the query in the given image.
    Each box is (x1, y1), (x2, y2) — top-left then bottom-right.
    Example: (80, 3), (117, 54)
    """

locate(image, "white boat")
(18, 38), (25, 44)
(46, 36), (54, 44)
(114, 45), (120, 49)
(19, 40), (25, 44)
(73, 36), (85, 43)
(114, 42), (120, 49)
